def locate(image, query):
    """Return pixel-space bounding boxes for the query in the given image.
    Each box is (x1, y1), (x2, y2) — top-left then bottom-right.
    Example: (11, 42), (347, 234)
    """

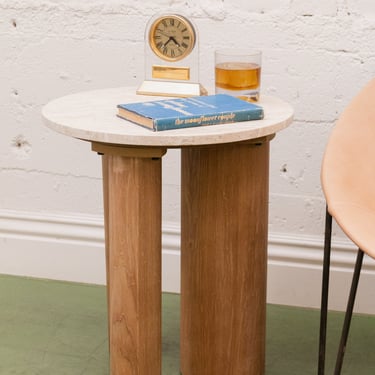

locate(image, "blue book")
(117, 94), (264, 131)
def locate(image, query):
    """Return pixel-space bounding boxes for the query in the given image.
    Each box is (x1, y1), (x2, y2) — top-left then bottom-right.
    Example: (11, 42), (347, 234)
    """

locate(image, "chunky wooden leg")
(180, 138), (271, 375)
(93, 143), (166, 375)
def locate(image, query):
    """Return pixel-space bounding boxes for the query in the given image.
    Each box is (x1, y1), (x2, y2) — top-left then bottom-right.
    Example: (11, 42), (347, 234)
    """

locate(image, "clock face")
(149, 15), (196, 62)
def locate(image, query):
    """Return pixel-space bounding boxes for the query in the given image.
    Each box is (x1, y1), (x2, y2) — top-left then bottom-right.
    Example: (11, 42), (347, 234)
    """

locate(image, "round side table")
(42, 87), (294, 375)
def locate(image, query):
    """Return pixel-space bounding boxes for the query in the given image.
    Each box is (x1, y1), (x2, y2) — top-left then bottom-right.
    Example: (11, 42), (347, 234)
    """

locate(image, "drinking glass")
(215, 49), (262, 102)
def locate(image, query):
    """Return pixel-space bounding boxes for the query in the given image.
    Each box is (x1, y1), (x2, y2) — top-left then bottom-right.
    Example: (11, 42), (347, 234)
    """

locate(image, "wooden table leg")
(93, 143), (166, 375)
(101, 151), (111, 347)
(180, 138), (271, 375)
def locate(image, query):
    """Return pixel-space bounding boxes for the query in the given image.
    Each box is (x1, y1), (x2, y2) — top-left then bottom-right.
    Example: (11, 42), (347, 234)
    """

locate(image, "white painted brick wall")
(1, 0), (375, 238)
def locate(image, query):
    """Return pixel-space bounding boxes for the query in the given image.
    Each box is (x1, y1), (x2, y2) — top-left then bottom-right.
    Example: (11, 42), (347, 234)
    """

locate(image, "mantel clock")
(137, 14), (207, 97)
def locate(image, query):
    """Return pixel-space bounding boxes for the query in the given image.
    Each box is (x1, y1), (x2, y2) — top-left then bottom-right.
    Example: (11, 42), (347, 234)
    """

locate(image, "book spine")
(153, 109), (264, 131)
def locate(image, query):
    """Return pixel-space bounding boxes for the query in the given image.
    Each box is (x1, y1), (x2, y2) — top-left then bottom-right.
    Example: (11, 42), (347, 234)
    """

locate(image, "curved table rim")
(42, 86), (294, 147)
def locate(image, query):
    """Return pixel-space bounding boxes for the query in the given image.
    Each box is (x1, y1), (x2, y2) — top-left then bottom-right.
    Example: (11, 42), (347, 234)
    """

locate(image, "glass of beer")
(215, 49), (262, 102)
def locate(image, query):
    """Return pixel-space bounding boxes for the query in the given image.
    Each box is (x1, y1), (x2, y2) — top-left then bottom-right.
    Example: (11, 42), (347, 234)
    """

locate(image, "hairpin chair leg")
(318, 206), (333, 375)
(333, 248), (364, 375)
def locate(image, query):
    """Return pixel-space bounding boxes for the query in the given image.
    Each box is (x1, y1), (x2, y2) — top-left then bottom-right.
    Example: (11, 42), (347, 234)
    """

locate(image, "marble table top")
(42, 87), (294, 147)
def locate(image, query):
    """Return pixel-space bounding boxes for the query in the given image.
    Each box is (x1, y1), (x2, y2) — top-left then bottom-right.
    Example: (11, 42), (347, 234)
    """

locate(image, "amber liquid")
(215, 62), (261, 101)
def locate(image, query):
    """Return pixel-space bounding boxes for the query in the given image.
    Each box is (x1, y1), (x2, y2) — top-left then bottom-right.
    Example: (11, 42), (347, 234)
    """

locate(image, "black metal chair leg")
(318, 207), (333, 375)
(333, 248), (364, 375)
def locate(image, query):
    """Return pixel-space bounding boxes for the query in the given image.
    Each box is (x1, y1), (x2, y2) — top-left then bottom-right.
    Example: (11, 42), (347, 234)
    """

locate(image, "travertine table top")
(42, 86), (294, 147)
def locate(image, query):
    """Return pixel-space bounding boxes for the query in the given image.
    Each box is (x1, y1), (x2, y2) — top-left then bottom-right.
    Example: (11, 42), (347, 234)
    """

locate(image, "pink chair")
(318, 78), (375, 374)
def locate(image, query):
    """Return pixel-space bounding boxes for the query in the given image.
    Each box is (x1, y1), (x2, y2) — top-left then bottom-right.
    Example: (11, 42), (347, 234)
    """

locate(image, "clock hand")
(164, 37), (173, 46)
(169, 37), (180, 47)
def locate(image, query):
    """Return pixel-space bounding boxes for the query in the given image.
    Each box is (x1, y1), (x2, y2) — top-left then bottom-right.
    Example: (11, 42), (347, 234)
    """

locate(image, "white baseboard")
(267, 234), (375, 314)
(1, 209), (374, 314)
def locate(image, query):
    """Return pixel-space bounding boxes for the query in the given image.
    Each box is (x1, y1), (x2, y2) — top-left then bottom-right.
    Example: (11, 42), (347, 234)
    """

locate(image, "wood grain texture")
(180, 139), (270, 375)
(101, 154), (111, 347)
(92, 142), (167, 158)
(101, 148), (164, 375)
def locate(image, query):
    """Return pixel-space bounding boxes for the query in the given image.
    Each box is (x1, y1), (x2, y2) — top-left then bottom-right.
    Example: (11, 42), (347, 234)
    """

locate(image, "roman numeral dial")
(149, 15), (196, 62)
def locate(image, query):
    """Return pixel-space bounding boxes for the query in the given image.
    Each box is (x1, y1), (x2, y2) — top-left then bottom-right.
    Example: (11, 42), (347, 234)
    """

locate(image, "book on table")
(116, 94), (264, 131)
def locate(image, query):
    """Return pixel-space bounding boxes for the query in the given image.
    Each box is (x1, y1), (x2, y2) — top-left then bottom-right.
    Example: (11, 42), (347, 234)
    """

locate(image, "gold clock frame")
(137, 13), (207, 97)
(148, 14), (196, 63)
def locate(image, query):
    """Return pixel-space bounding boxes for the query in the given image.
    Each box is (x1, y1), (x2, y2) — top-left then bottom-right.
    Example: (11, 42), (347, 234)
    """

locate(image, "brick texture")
(1, 0), (374, 237)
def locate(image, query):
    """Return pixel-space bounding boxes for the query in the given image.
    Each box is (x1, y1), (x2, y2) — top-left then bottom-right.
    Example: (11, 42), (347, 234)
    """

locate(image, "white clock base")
(137, 80), (208, 97)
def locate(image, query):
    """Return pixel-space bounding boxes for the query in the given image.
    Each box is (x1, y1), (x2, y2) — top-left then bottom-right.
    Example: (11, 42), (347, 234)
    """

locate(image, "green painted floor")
(0, 274), (374, 374)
